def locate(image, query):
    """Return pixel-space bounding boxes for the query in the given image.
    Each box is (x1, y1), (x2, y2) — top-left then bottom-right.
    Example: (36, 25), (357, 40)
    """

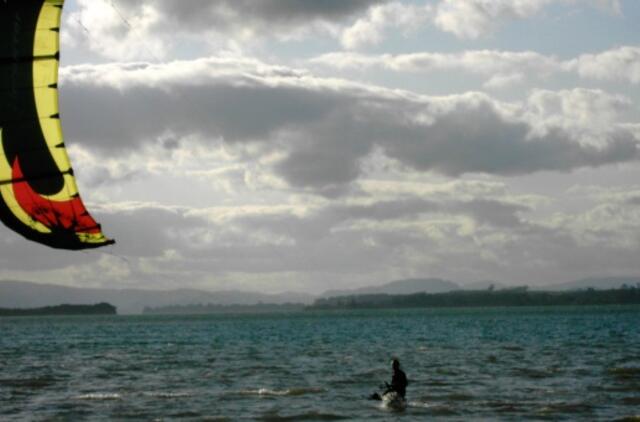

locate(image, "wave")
(444, 393), (474, 401)
(235, 387), (325, 397)
(608, 366), (640, 380)
(74, 391), (192, 402)
(0, 376), (58, 389)
(538, 401), (593, 414)
(485, 401), (522, 413)
(143, 391), (191, 399)
(75, 393), (122, 400)
(501, 345), (524, 352)
(256, 411), (348, 421)
(408, 402), (457, 416)
(407, 400), (432, 408)
(512, 367), (555, 379)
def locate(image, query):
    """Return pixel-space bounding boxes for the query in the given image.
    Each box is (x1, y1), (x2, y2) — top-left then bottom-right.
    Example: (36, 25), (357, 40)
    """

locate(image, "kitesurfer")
(386, 358), (408, 399)
(368, 358), (408, 402)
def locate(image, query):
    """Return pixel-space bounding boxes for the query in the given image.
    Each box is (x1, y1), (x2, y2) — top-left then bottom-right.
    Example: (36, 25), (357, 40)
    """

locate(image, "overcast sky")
(1, 0), (639, 293)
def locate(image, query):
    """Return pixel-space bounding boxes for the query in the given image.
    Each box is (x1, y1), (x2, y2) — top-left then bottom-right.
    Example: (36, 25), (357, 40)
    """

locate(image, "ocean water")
(1, 306), (639, 421)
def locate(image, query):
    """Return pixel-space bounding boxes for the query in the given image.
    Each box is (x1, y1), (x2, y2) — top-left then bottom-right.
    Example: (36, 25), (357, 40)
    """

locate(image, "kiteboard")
(369, 391), (407, 411)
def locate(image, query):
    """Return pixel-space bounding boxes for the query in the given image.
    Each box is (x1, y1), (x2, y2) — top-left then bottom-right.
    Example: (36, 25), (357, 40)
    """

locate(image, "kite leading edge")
(0, 0), (114, 250)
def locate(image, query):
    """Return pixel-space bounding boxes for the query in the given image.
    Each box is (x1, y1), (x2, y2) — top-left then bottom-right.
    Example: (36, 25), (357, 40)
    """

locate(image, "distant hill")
(321, 278), (460, 298)
(460, 280), (506, 290)
(0, 280), (315, 314)
(143, 302), (304, 315)
(4, 276), (638, 315)
(537, 277), (640, 291)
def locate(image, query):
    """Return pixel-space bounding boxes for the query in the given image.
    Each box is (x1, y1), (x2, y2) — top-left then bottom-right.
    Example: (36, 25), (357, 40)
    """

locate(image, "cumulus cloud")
(312, 50), (559, 73)
(312, 49), (560, 89)
(524, 88), (633, 145)
(434, 0), (549, 40)
(111, 0), (387, 30)
(65, 0), (627, 61)
(97, 194), (534, 279)
(3, 0), (639, 296)
(340, 2), (432, 49)
(59, 57), (639, 195)
(4, 179), (631, 289)
(433, 0), (621, 39)
(64, 0), (167, 61)
(2, 172), (640, 290)
(567, 46), (640, 84)
(65, 0), (390, 59)
(311, 45), (640, 87)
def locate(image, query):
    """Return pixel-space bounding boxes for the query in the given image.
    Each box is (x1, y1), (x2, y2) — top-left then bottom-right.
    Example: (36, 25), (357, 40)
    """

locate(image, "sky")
(1, 0), (639, 293)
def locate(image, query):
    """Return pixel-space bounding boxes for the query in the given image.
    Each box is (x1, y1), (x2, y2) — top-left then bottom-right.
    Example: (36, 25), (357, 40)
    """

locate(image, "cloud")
(524, 88), (633, 145)
(311, 49), (558, 91)
(59, 58), (640, 194)
(340, 2), (432, 49)
(567, 46), (640, 84)
(65, 0), (632, 70)
(104, 184), (640, 286)
(434, 0), (549, 40)
(114, 0), (388, 30)
(2, 174), (640, 290)
(66, 0), (391, 59)
(64, 0), (168, 61)
(379, 98), (636, 176)
(65, 0), (627, 61)
(433, 0), (621, 40)
(312, 50), (559, 73)
(311, 46), (640, 87)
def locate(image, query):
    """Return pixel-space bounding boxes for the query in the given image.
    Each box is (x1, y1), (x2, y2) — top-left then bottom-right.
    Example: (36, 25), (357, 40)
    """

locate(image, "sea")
(1, 306), (639, 421)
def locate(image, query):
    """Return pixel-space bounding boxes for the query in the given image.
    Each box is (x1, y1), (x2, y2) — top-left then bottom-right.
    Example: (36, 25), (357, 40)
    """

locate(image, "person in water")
(385, 358), (408, 399)
(370, 358), (408, 401)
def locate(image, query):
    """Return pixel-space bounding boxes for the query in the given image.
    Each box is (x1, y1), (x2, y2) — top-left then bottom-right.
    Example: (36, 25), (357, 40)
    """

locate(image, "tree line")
(309, 286), (640, 310)
(0, 303), (116, 317)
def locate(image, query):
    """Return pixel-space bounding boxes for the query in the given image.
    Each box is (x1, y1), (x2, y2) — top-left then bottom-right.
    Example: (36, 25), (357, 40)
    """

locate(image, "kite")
(0, 0), (114, 249)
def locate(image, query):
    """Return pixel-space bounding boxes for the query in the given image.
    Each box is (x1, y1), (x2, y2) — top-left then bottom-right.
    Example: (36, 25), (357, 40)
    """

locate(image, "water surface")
(1, 306), (639, 420)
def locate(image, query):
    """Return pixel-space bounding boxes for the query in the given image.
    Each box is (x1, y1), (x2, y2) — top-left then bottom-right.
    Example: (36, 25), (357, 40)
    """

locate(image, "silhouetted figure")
(386, 358), (408, 399)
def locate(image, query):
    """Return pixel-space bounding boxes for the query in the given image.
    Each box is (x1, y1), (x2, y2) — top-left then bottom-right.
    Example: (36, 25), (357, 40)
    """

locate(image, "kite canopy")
(0, 0), (114, 250)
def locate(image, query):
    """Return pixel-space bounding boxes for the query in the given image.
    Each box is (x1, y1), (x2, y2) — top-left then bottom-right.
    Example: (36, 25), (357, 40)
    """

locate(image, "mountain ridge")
(321, 277), (460, 298)
(2, 276), (638, 314)
(0, 280), (314, 314)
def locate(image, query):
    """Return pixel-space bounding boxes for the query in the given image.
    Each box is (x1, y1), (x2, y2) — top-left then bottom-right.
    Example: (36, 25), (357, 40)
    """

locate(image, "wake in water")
(233, 387), (326, 397)
(75, 393), (122, 400)
(74, 391), (191, 400)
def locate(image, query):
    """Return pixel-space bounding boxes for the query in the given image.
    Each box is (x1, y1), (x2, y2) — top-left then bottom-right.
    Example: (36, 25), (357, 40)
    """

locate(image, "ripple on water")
(143, 391), (192, 398)
(232, 387), (326, 397)
(257, 410), (350, 421)
(608, 366), (640, 381)
(2, 307), (640, 420)
(611, 417), (640, 422)
(537, 401), (594, 415)
(512, 367), (556, 379)
(483, 400), (524, 413)
(444, 392), (474, 401)
(0, 376), (58, 389)
(74, 393), (122, 400)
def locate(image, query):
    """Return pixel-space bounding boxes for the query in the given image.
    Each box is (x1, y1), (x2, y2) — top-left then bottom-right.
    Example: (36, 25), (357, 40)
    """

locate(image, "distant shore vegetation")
(309, 285), (640, 310)
(143, 302), (305, 315)
(142, 286), (640, 315)
(0, 303), (117, 317)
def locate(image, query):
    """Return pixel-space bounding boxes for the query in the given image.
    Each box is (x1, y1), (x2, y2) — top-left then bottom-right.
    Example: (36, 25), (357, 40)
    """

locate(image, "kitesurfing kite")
(0, 0), (114, 250)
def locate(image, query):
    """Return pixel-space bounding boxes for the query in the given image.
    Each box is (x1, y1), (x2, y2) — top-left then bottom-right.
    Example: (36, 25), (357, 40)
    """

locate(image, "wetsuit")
(390, 368), (408, 398)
